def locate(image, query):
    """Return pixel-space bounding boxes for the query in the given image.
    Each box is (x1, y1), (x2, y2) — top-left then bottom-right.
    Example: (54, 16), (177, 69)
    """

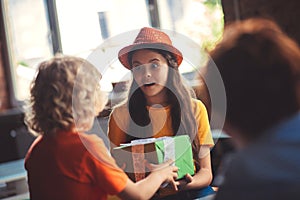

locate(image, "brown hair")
(125, 49), (201, 171)
(25, 55), (104, 135)
(208, 18), (300, 139)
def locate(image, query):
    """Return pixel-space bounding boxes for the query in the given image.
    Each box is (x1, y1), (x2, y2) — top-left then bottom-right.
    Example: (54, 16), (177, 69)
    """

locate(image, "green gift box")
(112, 135), (195, 182)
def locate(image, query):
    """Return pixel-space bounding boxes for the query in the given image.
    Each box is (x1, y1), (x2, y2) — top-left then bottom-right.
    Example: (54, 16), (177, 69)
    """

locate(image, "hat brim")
(118, 43), (183, 69)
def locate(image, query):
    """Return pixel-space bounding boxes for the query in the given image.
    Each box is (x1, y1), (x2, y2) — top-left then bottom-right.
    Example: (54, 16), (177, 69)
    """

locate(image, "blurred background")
(0, 0), (299, 199)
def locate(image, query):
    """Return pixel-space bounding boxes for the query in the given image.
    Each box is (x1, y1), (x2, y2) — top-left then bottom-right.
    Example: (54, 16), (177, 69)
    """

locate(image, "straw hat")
(118, 27), (183, 69)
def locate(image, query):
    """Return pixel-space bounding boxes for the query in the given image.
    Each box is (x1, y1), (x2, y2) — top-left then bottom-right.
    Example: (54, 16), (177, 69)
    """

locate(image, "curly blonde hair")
(25, 55), (105, 136)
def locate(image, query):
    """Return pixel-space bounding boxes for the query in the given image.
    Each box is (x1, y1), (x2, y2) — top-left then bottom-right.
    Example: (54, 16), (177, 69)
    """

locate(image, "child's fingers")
(185, 173), (193, 183)
(144, 159), (153, 170)
(155, 159), (175, 169)
(120, 162), (126, 170)
(172, 166), (178, 173)
(173, 169), (178, 179)
(169, 180), (178, 191)
(144, 160), (162, 171)
(145, 159), (177, 171)
(164, 159), (175, 166)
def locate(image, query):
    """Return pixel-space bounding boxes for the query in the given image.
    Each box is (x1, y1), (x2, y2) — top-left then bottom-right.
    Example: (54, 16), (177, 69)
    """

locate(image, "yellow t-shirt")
(108, 98), (214, 148)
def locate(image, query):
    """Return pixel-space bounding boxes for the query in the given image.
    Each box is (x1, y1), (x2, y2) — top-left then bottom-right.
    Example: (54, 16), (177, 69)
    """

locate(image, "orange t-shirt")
(25, 130), (128, 200)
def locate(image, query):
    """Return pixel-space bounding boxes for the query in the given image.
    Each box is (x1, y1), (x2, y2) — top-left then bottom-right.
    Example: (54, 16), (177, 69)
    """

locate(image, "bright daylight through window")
(2, 0), (223, 102)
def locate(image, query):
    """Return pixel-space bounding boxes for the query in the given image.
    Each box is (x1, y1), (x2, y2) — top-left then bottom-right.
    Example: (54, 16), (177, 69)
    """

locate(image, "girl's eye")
(151, 63), (159, 68)
(133, 65), (141, 71)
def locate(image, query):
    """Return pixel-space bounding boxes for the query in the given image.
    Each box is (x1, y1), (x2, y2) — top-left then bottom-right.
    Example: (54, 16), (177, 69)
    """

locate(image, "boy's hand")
(144, 159), (175, 171)
(120, 162), (126, 170)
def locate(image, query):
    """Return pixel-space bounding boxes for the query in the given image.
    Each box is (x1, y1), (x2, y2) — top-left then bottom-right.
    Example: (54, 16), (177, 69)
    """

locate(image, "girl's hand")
(175, 173), (193, 190)
(146, 159), (179, 191)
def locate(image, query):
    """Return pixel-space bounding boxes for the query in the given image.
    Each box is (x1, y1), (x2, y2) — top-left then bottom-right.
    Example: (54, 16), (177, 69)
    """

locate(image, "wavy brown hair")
(25, 55), (103, 136)
(125, 49), (202, 171)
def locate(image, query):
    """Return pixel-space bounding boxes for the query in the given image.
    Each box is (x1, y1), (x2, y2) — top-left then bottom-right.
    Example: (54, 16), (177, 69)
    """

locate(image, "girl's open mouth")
(144, 83), (155, 87)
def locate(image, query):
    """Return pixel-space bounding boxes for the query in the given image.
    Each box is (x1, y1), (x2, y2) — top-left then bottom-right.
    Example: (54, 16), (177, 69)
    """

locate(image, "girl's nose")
(144, 66), (151, 77)
(146, 72), (151, 78)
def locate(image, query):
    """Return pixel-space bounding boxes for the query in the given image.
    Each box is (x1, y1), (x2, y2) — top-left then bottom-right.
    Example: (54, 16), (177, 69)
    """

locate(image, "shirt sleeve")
(108, 109), (127, 148)
(82, 134), (128, 195)
(193, 99), (214, 146)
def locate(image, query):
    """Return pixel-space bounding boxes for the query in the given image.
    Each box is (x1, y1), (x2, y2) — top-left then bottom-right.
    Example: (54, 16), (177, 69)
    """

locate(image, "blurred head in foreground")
(206, 18), (300, 147)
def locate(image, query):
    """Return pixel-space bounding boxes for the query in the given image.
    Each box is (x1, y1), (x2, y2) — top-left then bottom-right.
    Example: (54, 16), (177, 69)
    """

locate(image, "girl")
(108, 27), (215, 199)
(24, 55), (178, 200)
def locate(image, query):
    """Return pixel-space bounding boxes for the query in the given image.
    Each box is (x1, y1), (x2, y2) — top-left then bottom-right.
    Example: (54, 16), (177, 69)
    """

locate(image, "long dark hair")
(126, 49), (201, 171)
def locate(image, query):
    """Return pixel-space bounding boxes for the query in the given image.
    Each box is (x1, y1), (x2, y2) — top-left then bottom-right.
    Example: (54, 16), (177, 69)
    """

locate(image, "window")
(1, 0), (53, 102)
(157, 0), (224, 73)
(2, 0), (223, 103)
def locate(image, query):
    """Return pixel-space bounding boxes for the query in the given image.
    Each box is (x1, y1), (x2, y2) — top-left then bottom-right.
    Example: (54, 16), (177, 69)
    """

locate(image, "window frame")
(0, 0), (62, 107)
